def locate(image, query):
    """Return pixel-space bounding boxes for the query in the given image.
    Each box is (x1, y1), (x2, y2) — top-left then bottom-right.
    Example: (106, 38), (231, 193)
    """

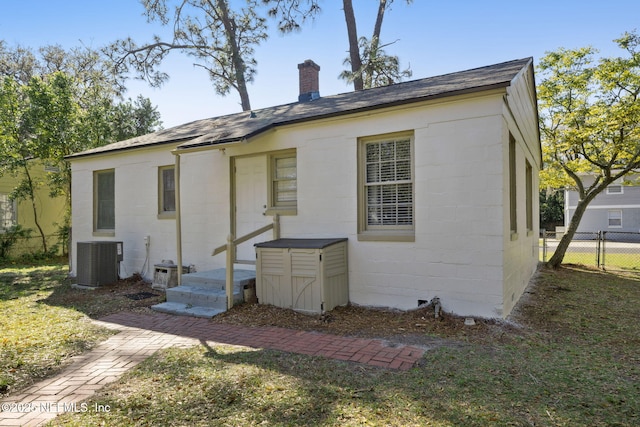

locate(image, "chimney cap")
(298, 59), (320, 71)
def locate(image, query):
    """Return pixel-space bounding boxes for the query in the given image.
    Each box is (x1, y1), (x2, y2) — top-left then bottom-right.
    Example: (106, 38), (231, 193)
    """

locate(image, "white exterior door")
(234, 155), (268, 263)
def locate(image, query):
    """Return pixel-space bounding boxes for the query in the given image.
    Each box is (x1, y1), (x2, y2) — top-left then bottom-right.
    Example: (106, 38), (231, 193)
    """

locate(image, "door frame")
(230, 153), (268, 263)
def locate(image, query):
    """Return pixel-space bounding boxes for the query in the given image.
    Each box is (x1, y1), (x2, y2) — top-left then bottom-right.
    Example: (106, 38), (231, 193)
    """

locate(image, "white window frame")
(606, 183), (624, 194)
(358, 131), (415, 242)
(158, 165), (176, 219)
(94, 169), (115, 235)
(0, 194), (17, 230)
(509, 134), (517, 238)
(608, 210), (622, 228)
(266, 149), (297, 215)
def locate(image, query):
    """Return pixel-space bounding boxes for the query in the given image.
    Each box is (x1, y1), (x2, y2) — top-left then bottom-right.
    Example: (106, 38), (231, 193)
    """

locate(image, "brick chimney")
(298, 59), (320, 102)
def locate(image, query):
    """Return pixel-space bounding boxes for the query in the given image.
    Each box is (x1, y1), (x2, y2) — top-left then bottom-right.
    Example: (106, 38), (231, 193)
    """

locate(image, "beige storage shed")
(255, 238), (348, 314)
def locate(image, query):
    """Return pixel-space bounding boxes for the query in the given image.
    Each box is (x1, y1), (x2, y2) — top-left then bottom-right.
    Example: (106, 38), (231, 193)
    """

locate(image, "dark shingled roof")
(67, 57), (533, 159)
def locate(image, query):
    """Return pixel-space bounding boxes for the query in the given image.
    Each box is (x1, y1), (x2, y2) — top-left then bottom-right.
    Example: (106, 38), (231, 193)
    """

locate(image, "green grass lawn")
(0, 259), (163, 397)
(2, 260), (639, 426)
(540, 247), (640, 271)
(48, 265), (639, 427)
(598, 253), (640, 271)
(0, 262), (115, 396)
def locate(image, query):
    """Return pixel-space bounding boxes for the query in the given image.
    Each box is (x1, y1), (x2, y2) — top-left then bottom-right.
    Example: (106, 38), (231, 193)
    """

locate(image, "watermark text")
(1, 401), (111, 414)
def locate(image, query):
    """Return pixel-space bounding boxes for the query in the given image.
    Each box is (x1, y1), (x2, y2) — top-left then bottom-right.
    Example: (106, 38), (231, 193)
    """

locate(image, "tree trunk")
(365, 0), (387, 89)
(217, 0), (252, 111)
(342, 0), (363, 91)
(547, 189), (600, 268)
(22, 164), (48, 253)
(372, 0), (386, 42)
(63, 164), (72, 256)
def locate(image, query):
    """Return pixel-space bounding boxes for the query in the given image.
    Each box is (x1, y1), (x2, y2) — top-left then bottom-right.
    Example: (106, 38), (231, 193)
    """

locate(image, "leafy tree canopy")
(538, 30), (640, 267)
(0, 42), (163, 251)
(107, 0), (268, 111)
(539, 189), (564, 231)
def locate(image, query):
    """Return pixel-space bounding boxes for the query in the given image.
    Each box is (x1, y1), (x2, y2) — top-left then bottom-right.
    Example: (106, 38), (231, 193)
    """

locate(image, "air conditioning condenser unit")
(77, 241), (123, 287)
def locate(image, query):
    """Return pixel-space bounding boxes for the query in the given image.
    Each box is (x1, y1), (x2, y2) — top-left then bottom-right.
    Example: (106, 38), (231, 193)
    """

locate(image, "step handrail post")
(273, 213), (280, 240)
(226, 234), (235, 309)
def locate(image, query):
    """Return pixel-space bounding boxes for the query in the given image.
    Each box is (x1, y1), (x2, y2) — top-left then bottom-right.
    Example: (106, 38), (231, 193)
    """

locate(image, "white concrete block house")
(68, 57), (541, 318)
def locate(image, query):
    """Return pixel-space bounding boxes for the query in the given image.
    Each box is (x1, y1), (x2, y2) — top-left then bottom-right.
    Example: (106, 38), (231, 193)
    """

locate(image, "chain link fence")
(541, 230), (640, 272)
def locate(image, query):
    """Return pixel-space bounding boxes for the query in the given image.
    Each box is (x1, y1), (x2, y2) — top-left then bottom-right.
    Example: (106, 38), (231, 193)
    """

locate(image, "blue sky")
(1, 0), (638, 128)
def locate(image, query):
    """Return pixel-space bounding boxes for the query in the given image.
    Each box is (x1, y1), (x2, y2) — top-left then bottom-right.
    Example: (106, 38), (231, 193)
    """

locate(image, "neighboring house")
(67, 57), (541, 318)
(0, 159), (66, 256)
(565, 173), (640, 238)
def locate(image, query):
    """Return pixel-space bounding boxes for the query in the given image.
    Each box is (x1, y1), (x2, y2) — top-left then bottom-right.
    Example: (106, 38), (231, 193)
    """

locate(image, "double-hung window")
(267, 150), (297, 215)
(94, 169), (115, 233)
(526, 160), (533, 233)
(358, 132), (414, 241)
(608, 210), (622, 228)
(606, 181), (623, 194)
(509, 134), (517, 237)
(158, 166), (176, 218)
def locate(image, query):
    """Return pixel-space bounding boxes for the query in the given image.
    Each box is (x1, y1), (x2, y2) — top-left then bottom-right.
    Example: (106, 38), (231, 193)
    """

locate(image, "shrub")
(0, 225), (32, 259)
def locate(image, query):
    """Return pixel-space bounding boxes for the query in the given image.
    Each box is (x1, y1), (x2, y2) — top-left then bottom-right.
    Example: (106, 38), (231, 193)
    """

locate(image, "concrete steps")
(151, 301), (225, 318)
(151, 268), (255, 318)
(179, 269), (257, 291)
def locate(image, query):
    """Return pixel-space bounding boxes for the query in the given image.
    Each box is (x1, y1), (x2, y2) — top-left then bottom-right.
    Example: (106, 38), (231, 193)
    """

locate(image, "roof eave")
(175, 81), (512, 151)
(280, 81), (512, 126)
(65, 135), (204, 160)
(175, 125), (277, 151)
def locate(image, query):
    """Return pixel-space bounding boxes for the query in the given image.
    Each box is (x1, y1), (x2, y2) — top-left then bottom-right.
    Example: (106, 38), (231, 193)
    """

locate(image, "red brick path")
(101, 311), (425, 370)
(0, 311), (424, 426)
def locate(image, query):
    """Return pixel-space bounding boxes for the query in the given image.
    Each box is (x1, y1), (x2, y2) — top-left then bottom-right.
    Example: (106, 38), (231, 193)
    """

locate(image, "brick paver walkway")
(1, 311), (425, 426)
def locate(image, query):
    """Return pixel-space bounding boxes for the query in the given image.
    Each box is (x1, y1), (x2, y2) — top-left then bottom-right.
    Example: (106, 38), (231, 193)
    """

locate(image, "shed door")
(234, 155), (268, 262)
(290, 249), (321, 312)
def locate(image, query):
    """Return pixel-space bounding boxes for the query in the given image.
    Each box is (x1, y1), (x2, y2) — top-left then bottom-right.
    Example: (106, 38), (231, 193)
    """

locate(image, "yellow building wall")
(0, 160), (67, 256)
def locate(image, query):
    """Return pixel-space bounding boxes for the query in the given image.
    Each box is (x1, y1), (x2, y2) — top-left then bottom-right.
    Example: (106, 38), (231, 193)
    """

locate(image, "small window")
(606, 184), (623, 194)
(608, 210), (622, 228)
(159, 166), (176, 217)
(526, 160), (533, 232)
(358, 131), (414, 241)
(0, 194), (17, 229)
(94, 169), (115, 232)
(268, 150), (297, 214)
(509, 134), (517, 236)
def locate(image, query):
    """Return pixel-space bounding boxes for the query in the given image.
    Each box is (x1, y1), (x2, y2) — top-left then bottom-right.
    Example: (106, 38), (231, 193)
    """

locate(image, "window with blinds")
(606, 182), (623, 194)
(94, 169), (115, 232)
(608, 210), (622, 228)
(269, 150), (297, 213)
(359, 132), (414, 240)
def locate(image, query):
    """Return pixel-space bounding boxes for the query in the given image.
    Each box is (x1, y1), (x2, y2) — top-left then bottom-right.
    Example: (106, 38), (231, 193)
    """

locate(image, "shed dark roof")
(68, 57), (533, 159)
(254, 237), (348, 249)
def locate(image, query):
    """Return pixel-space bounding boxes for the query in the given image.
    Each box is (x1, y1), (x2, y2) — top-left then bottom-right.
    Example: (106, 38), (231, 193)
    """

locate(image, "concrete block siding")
(70, 62), (540, 319)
